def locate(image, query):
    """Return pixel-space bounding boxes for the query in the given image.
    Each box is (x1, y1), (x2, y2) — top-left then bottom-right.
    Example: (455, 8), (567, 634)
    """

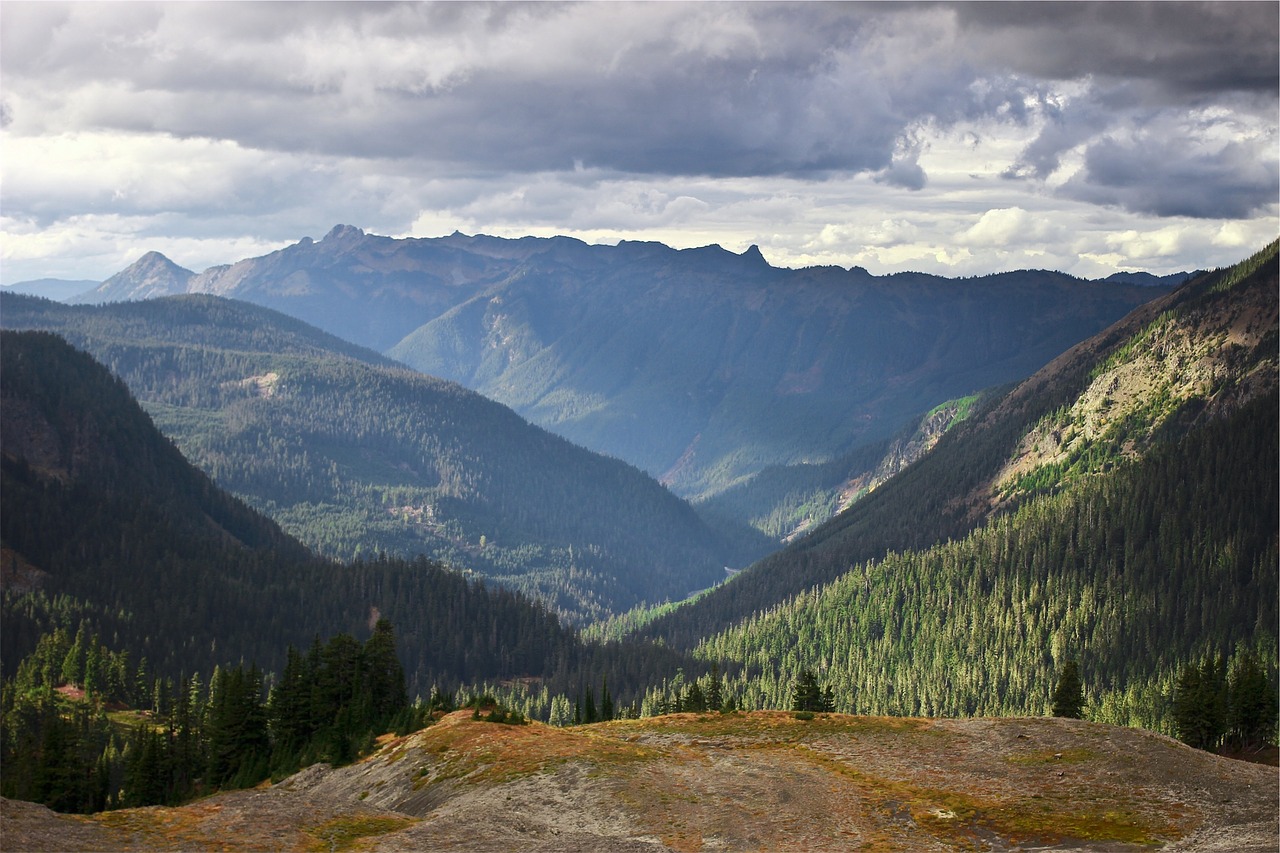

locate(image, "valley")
(0, 295), (768, 621)
(5, 4), (1276, 848)
(63, 226), (1171, 506)
(2, 241), (1275, 850)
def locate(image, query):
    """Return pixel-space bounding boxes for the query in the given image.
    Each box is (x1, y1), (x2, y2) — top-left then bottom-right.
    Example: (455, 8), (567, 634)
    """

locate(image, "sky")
(2, 1), (1277, 284)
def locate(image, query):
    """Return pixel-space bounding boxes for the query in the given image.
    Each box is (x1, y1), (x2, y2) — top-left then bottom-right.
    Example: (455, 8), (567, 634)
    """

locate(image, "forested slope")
(0, 295), (768, 620)
(0, 331), (691, 700)
(698, 391), (1277, 731)
(619, 243), (1280, 737)
(643, 243), (1278, 651)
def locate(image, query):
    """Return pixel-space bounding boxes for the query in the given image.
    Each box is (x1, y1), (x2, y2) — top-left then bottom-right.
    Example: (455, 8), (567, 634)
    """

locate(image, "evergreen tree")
(362, 619), (408, 731)
(791, 669), (832, 712)
(600, 678), (614, 723)
(706, 663), (723, 712)
(548, 694), (573, 727)
(1174, 659), (1229, 751)
(684, 682), (706, 713)
(1227, 651), (1278, 749)
(1050, 660), (1084, 719)
(267, 646), (312, 776)
(60, 623), (88, 689)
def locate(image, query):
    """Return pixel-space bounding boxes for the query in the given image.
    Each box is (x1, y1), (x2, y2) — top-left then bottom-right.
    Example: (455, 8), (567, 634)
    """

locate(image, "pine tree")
(1174, 659), (1228, 751)
(792, 669), (829, 713)
(362, 619), (408, 731)
(548, 694), (573, 727)
(600, 678), (614, 722)
(706, 663), (723, 712)
(684, 682), (706, 713)
(1051, 660), (1084, 719)
(60, 623), (88, 689)
(267, 646), (312, 775)
(1227, 651), (1278, 749)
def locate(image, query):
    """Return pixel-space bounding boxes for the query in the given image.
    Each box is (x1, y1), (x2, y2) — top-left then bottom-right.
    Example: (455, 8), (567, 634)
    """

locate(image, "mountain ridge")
(62, 228), (1171, 510)
(0, 328), (700, 701)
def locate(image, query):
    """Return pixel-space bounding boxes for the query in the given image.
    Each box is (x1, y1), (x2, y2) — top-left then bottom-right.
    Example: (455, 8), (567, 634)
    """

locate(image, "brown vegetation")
(4, 711), (1275, 851)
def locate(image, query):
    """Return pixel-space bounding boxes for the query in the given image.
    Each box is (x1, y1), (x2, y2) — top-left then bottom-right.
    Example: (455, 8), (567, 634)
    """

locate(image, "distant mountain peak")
(323, 224), (366, 243)
(119, 250), (192, 277)
(70, 250), (194, 304)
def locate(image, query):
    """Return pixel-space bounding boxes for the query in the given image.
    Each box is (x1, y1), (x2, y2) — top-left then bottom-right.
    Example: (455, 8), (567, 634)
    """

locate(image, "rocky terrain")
(4, 710), (1275, 852)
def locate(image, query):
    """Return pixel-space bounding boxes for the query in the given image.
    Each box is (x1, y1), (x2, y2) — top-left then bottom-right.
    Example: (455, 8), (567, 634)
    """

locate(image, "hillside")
(3, 711), (1275, 851)
(1, 279), (101, 301)
(0, 295), (768, 620)
(0, 330), (696, 701)
(643, 243), (1279, 653)
(73, 227), (1168, 513)
(698, 392), (983, 541)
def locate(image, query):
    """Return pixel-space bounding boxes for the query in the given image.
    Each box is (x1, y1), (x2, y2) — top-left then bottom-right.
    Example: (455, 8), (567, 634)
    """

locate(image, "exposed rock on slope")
(990, 243), (1278, 506)
(4, 711), (1275, 851)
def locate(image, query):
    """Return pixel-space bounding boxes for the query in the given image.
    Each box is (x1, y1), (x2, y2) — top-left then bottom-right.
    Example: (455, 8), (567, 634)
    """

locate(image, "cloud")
(0, 2), (1275, 283)
(1060, 118), (1279, 219)
(955, 2), (1278, 101)
(0, 3), (1010, 178)
(875, 136), (929, 191)
(963, 207), (1062, 248)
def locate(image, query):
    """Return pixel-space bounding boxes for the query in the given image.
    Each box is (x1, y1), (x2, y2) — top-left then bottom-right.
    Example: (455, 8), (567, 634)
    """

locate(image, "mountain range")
(1, 234), (1273, 842)
(0, 328), (708, 704)
(55, 226), (1175, 509)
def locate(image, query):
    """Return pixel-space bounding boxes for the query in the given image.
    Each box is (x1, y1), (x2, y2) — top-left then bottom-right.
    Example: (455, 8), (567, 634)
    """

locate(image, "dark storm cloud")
(1, 0), (1275, 274)
(1, 2), (1011, 176)
(6, 2), (1271, 181)
(955, 1), (1279, 99)
(1062, 133), (1279, 219)
(958, 1), (1280, 220)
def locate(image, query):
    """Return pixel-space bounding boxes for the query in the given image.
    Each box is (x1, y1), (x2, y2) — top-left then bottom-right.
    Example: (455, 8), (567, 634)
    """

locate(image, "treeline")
(691, 391), (1278, 734)
(1172, 653), (1277, 753)
(0, 621), (418, 813)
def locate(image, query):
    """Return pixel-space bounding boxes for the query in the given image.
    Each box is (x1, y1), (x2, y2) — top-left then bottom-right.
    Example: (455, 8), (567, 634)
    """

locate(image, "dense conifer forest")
(691, 392), (1277, 733)
(641, 244), (1279, 651)
(1, 243), (1275, 821)
(1, 621), (420, 812)
(0, 331), (693, 701)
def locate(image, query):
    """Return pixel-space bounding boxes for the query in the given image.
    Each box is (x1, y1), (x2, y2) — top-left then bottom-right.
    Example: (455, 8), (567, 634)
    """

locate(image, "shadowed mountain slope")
(642, 242), (1278, 654)
(1, 330), (707, 702)
(73, 227), (1169, 509)
(1, 296), (767, 621)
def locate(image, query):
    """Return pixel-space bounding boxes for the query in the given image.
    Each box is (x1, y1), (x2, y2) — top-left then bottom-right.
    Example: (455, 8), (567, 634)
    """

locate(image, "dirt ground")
(4, 712), (1276, 852)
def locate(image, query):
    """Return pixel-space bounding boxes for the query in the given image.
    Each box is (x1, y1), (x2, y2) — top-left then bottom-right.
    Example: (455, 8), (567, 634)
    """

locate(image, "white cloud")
(963, 207), (1062, 248)
(0, 2), (1275, 284)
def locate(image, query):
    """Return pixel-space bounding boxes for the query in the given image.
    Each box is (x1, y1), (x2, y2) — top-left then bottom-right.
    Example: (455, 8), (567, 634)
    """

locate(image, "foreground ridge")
(4, 711), (1275, 851)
